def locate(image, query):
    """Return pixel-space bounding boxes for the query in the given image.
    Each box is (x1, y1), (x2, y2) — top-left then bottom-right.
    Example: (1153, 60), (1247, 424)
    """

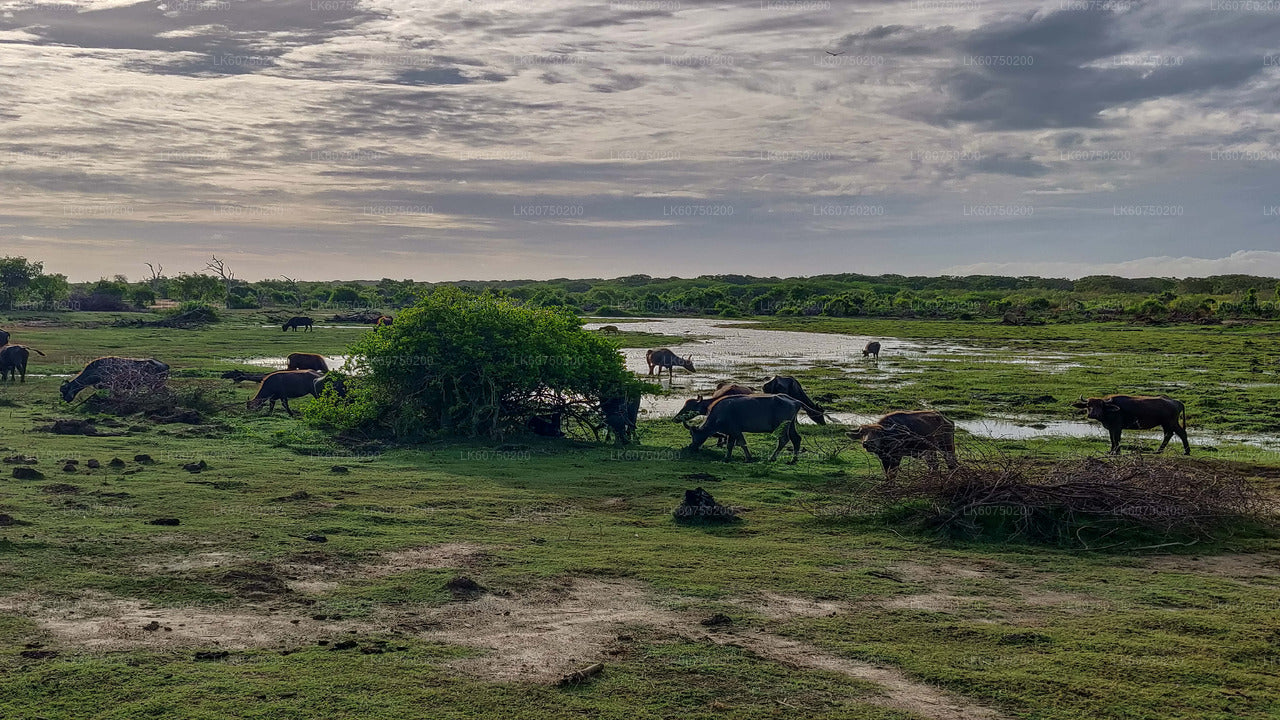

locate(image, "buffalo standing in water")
(645, 348), (694, 378)
(863, 341), (881, 359)
(60, 357), (170, 402)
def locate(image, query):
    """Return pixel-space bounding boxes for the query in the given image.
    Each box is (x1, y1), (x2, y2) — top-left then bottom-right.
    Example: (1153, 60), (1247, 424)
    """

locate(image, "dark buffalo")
(863, 341), (881, 359)
(1071, 394), (1189, 455)
(0, 345), (44, 383)
(221, 370), (268, 384)
(685, 393), (814, 463)
(848, 411), (957, 479)
(282, 316), (314, 332)
(0, 329), (9, 346)
(673, 383), (755, 421)
(60, 357), (170, 402)
(528, 413), (565, 437)
(602, 394), (641, 445)
(761, 376), (825, 425)
(646, 348), (694, 378)
(286, 352), (329, 372)
(375, 316), (394, 327)
(247, 370), (325, 416)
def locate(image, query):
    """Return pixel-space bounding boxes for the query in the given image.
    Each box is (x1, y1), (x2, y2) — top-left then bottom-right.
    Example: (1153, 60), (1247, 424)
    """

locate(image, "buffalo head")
(1072, 396), (1119, 421)
(673, 395), (704, 422)
(59, 381), (76, 403)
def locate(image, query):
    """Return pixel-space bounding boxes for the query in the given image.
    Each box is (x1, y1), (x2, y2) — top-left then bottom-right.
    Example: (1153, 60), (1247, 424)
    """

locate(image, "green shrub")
(306, 288), (642, 440)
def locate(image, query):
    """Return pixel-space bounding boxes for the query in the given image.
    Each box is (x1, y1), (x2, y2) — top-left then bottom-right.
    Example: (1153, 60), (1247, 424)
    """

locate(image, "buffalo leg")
(1171, 423), (1191, 455)
(1108, 428), (1123, 455)
(1156, 429), (1172, 453)
(735, 433), (753, 462)
(282, 397), (296, 417)
(881, 456), (900, 481)
(722, 434), (736, 462)
(266, 399), (277, 415)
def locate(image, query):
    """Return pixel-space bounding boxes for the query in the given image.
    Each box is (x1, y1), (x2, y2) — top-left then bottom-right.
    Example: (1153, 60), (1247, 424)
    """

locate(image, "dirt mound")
(673, 487), (737, 522)
(41, 419), (98, 436)
(11, 467), (44, 480)
(445, 576), (485, 600)
(217, 563), (292, 599)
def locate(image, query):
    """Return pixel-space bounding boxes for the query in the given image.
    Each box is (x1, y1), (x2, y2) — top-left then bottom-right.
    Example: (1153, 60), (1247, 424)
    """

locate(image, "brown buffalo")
(375, 316), (394, 327)
(282, 316), (314, 332)
(848, 411), (957, 478)
(646, 348), (694, 378)
(1071, 394), (1189, 455)
(863, 341), (881, 358)
(761, 376), (825, 425)
(247, 370), (326, 416)
(685, 393), (814, 463)
(61, 357), (169, 402)
(286, 352), (329, 372)
(598, 325), (620, 334)
(0, 345), (44, 383)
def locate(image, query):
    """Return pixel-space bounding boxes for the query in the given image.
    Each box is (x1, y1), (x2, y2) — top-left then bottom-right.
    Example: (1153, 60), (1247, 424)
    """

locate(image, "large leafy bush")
(308, 288), (641, 439)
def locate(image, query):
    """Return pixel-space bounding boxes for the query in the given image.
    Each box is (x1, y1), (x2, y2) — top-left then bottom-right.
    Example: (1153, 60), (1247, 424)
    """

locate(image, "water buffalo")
(646, 348), (695, 378)
(761, 376), (826, 425)
(863, 341), (881, 359)
(375, 316), (394, 327)
(848, 411), (957, 479)
(282, 316), (314, 332)
(673, 383), (756, 421)
(60, 357), (170, 402)
(598, 325), (620, 334)
(247, 370), (325, 416)
(1071, 394), (1189, 455)
(602, 394), (641, 445)
(684, 393), (814, 463)
(221, 370), (267, 384)
(528, 413), (565, 437)
(0, 329), (9, 346)
(286, 352), (329, 372)
(0, 345), (44, 383)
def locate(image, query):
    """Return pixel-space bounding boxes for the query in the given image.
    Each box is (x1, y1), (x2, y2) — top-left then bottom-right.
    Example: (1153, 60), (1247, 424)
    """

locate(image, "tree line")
(3, 255), (1280, 323)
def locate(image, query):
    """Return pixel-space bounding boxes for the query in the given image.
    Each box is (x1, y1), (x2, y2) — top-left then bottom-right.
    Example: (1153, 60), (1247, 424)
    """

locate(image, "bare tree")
(144, 263), (164, 294)
(205, 255), (234, 309)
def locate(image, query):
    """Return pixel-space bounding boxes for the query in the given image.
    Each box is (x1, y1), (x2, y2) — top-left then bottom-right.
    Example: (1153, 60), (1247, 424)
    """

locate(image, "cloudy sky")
(2, 0), (1279, 281)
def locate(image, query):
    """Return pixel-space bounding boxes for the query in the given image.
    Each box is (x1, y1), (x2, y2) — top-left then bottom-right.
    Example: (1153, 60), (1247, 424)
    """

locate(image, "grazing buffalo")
(286, 352), (329, 372)
(0, 345), (44, 383)
(247, 370), (325, 416)
(375, 316), (394, 327)
(528, 413), (565, 437)
(685, 393), (814, 463)
(602, 394), (641, 445)
(674, 383), (755, 421)
(1071, 394), (1189, 455)
(761, 376), (826, 425)
(848, 411), (958, 479)
(282, 316), (314, 332)
(0, 329), (9, 346)
(221, 370), (267, 384)
(646, 348), (695, 378)
(60, 357), (170, 402)
(598, 325), (620, 334)
(863, 341), (881, 359)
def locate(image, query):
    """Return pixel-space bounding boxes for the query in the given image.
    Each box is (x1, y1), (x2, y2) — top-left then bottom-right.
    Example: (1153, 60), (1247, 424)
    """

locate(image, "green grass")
(0, 311), (1277, 719)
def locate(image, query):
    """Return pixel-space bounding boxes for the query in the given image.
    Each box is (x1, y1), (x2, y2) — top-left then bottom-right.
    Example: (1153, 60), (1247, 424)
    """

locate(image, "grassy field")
(0, 311), (1277, 720)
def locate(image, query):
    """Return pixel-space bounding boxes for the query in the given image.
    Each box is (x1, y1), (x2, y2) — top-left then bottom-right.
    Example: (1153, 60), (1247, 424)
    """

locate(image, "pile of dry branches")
(879, 451), (1267, 546)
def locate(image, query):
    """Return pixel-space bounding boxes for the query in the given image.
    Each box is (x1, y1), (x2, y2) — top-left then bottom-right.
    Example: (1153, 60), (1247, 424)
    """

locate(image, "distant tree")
(0, 256), (43, 310)
(204, 256), (235, 308)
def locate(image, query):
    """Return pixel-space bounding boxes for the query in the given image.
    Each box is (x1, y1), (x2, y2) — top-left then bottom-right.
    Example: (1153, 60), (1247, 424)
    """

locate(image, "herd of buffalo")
(0, 322), (1193, 475)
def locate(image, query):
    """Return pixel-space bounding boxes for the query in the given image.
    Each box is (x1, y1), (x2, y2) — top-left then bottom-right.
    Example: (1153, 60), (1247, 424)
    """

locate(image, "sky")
(1, 0), (1279, 282)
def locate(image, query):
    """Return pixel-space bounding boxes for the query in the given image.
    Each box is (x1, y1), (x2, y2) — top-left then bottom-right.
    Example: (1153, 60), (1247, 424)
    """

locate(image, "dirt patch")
(216, 562), (292, 599)
(726, 592), (847, 620)
(1143, 553), (1280, 586)
(0, 592), (373, 652)
(366, 543), (486, 578)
